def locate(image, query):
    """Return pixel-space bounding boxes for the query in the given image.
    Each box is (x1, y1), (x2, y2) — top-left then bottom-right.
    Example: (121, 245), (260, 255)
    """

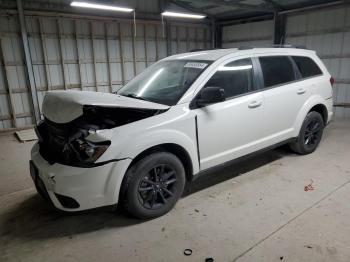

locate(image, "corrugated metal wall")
(221, 6), (350, 119)
(285, 5), (350, 119)
(0, 14), (33, 129)
(222, 20), (274, 48)
(170, 25), (211, 55)
(0, 12), (211, 130)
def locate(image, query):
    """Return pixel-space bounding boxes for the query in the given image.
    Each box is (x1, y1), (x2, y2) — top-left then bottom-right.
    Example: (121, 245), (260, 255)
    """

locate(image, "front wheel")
(120, 152), (186, 219)
(290, 111), (324, 155)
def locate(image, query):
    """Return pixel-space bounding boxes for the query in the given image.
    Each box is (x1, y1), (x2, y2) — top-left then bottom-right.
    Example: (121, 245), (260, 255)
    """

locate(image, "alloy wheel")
(137, 164), (177, 210)
(304, 119), (322, 148)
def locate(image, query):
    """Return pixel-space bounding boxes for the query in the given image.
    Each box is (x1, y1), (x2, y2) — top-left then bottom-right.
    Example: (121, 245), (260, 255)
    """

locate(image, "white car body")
(30, 47), (333, 211)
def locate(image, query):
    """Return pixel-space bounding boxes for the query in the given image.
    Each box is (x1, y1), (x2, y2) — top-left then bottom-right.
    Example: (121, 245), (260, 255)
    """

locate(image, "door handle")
(248, 100), (262, 108)
(297, 88), (306, 95)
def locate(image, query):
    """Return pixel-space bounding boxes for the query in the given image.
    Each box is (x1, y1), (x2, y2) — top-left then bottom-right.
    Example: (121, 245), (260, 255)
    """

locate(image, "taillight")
(330, 76), (335, 87)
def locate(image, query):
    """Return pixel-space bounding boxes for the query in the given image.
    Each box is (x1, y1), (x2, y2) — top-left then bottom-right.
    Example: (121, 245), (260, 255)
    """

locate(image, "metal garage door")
(0, 11), (211, 131)
(222, 20), (274, 48)
(285, 5), (350, 119)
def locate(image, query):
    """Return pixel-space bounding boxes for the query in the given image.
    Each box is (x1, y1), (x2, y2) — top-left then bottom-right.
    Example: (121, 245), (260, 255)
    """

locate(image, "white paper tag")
(184, 62), (208, 69)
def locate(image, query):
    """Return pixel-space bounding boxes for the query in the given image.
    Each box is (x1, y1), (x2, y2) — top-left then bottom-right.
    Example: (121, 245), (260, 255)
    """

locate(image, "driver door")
(193, 57), (265, 170)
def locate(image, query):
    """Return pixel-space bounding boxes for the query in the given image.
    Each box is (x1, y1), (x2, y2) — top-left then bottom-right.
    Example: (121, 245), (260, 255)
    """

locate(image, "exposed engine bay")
(36, 105), (166, 167)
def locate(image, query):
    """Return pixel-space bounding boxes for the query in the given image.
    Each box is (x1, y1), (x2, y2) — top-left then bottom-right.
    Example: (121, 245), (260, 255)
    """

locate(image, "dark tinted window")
(259, 56), (296, 87)
(204, 58), (254, 98)
(292, 56), (322, 78)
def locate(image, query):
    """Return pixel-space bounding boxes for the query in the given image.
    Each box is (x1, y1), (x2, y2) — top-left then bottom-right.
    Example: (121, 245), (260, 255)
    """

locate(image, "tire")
(290, 111), (324, 155)
(120, 152), (186, 219)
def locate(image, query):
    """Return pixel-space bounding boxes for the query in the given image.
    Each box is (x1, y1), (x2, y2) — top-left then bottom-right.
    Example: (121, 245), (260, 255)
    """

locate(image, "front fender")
(95, 105), (199, 174)
(117, 128), (199, 174)
(292, 95), (327, 137)
(109, 128), (199, 204)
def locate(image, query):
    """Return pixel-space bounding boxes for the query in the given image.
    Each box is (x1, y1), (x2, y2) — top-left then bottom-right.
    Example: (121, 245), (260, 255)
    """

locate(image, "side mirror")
(197, 87), (225, 107)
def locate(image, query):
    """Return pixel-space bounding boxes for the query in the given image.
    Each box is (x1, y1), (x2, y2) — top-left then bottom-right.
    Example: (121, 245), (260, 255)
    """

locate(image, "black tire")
(290, 111), (324, 155)
(120, 152), (186, 219)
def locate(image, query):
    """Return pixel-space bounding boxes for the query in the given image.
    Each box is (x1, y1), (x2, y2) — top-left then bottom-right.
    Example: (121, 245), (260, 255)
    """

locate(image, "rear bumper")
(30, 143), (132, 211)
(325, 97), (334, 124)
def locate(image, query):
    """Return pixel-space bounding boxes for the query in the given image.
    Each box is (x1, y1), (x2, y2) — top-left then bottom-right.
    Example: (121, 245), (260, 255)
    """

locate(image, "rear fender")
(292, 95), (327, 137)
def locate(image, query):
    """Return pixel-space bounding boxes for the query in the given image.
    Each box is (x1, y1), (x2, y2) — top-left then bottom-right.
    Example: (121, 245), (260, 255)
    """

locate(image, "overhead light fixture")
(71, 1), (134, 12)
(162, 11), (206, 19)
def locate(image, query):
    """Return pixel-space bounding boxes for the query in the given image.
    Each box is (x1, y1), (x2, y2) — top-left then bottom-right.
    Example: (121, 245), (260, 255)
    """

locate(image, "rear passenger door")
(256, 55), (311, 145)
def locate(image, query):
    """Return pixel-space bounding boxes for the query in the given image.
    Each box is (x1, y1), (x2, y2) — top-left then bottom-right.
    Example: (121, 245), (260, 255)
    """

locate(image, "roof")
(166, 49), (239, 61)
(170, 0), (341, 21)
(165, 47), (316, 61)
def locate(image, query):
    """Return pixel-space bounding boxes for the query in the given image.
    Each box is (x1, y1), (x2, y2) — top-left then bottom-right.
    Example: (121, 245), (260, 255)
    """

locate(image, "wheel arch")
(126, 143), (194, 183)
(293, 96), (328, 137)
(308, 103), (328, 125)
(117, 143), (194, 206)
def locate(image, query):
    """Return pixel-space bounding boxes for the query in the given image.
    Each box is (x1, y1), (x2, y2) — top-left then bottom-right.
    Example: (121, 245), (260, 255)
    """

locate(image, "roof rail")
(189, 48), (220, 52)
(238, 44), (307, 50)
(271, 44), (307, 49)
(237, 46), (254, 50)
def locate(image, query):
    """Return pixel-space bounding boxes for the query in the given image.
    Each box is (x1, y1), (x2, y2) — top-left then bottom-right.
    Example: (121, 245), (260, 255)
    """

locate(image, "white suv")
(31, 47), (333, 218)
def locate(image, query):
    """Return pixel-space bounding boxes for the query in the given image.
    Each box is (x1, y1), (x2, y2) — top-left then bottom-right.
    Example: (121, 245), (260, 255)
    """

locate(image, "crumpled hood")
(42, 90), (169, 123)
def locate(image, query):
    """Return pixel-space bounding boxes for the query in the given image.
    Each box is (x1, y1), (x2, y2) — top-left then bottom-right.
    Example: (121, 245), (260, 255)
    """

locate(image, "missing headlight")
(37, 105), (166, 167)
(70, 138), (111, 164)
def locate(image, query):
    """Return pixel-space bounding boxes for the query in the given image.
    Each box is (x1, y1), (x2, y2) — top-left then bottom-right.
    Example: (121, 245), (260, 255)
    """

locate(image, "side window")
(292, 56), (323, 78)
(259, 56), (296, 88)
(204, 58), (254, 99)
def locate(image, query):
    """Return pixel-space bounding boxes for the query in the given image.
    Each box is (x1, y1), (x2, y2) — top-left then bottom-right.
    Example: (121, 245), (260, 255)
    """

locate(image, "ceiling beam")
(218, 13), (273, 25)
(200, 4), (218, 11)
(278, 0), (345, 15)
(202, 0), (275, 13)
(262, 0), (281, 11)
(168, 0), (215, 19)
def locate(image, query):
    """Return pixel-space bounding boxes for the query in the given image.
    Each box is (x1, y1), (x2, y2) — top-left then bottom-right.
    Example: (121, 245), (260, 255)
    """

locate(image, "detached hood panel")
(42, 91), (169, 123)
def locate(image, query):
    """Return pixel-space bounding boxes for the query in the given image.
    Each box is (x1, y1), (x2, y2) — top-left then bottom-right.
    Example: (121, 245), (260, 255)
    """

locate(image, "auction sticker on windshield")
(184, 62), (208, 69)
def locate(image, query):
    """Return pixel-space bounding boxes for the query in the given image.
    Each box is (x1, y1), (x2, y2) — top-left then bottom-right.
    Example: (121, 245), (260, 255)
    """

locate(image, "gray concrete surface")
(1, 120), (350, 262)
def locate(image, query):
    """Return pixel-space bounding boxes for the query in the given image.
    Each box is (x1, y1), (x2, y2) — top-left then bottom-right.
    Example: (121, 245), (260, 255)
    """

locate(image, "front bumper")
(30, 143), (132, 211)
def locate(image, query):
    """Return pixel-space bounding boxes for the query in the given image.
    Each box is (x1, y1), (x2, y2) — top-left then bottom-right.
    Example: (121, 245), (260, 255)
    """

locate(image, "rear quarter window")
(291, 56), (323, 78)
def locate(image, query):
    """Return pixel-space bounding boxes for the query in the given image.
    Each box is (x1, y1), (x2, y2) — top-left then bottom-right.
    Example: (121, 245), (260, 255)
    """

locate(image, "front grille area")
(37, 119), (77, 165)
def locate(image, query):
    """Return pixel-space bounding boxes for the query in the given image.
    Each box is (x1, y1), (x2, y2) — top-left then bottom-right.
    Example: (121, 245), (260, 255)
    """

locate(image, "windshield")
(117, 60), (211, 106)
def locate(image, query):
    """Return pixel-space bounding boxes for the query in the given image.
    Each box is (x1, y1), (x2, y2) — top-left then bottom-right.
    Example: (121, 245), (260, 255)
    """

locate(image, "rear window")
(292, 56), (322, 78)
(259, 56), (296, 88)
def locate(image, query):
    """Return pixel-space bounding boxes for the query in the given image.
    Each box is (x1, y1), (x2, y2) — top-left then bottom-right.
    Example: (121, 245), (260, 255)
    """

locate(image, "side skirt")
(191, 137), (296, 181)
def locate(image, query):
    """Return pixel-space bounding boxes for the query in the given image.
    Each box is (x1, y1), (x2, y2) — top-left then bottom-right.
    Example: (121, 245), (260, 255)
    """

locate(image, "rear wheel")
(290, 111), (324, 155)
(120, 152), (185, 219)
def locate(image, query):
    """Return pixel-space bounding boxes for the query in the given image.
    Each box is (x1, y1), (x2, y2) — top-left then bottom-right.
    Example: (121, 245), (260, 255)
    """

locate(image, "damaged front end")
(36, 105), (166, 167)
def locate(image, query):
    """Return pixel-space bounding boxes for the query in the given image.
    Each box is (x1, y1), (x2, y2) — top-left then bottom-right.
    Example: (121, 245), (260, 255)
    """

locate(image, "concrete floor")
(1, 120), (350, 262)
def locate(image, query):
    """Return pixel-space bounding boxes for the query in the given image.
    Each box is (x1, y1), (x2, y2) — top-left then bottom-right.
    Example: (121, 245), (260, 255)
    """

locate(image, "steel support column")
(166, 22), (172, 56)
(211, 19), (216, 48)
(17, 0), (41, 123)
(215, 23), (223, 48)
(274, 12), (286, 45)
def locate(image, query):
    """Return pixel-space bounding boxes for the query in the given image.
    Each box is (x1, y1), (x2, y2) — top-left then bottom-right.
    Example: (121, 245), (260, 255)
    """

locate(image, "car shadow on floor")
(186, 145), (291, 196)
(1, 146), (292, 241)
(1, 194), (143, 240)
